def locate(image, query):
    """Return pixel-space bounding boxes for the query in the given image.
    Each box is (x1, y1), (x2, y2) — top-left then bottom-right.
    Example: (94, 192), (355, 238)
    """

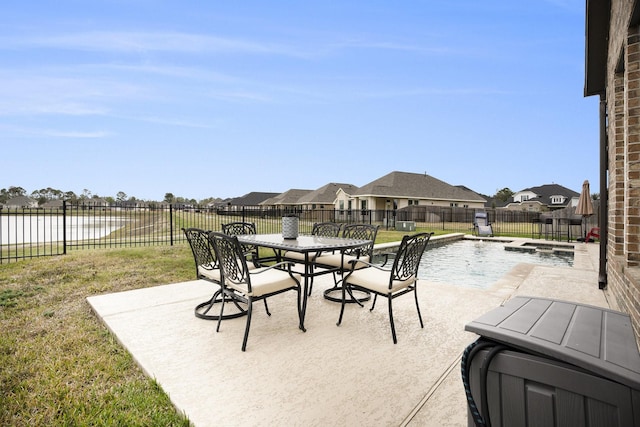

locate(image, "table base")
(323, 286), (371, 304)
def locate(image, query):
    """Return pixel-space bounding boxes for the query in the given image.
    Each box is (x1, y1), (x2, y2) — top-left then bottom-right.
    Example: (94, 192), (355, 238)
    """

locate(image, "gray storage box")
(464, 297), (640, 427)
(395, 221), (415, 231)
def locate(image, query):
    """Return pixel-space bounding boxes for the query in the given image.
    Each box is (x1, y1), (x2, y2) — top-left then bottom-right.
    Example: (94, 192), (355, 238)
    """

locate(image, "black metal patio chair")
(336, 232), (433, 344)
(209, 231), (304, 351)
(314, 223), (379, 302)
(221, 221), (268, 266)
(182, 227), (247, 321)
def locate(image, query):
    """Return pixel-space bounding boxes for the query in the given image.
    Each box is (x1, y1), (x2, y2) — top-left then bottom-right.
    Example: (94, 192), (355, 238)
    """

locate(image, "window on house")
(521, 195), (529, 201)
(450, 202), (458, 207)
(408, 199), (419, 206)
(551, 196), (565, 204)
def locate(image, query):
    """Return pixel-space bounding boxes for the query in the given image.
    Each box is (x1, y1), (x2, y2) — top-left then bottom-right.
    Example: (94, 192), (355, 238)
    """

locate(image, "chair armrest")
(250, 261), (295, 274)
(376, 252), (394, 267)
(346, 258), (389, 272)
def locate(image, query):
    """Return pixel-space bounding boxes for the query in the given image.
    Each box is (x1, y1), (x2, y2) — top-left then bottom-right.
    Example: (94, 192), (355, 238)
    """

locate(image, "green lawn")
(0, 245), (194, 426)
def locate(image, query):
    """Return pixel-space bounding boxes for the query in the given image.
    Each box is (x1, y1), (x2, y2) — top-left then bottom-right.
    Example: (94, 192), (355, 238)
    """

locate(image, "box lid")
(465, 296), (640, 389)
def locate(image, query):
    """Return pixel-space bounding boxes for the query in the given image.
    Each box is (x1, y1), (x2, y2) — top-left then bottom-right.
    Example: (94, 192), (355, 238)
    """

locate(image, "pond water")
(378, 239), (574, 289)
(0, 215), (126, 244)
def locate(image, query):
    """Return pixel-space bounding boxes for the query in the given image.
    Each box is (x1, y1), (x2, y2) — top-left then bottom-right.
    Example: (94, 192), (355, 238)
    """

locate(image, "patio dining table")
(235, 233), (372, 328)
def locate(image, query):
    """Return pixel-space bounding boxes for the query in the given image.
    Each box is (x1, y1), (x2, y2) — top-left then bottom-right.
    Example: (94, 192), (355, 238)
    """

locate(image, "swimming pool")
(415, 239), (574, 289)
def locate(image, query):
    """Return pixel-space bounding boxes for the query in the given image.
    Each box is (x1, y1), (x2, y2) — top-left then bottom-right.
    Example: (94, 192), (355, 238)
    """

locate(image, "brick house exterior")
(585, 0), (640, 339)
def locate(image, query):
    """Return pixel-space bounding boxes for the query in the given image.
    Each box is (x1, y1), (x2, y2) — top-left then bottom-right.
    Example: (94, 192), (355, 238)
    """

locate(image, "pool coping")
(374, 233), (578, 257)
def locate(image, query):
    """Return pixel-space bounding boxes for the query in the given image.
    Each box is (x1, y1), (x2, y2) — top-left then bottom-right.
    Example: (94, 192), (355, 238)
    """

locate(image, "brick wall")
(604, 1), (640, 339)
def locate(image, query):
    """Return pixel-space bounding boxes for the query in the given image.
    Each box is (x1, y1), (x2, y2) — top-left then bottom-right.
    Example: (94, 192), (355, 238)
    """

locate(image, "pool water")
(415, 239), (573, 289)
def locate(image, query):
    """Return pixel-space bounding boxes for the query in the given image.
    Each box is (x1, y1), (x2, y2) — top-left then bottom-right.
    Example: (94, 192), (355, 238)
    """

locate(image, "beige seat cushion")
(314, 253), (370, 270)
(282, 250), (332, 263)
(198, 263), (221, 282)
(282, 251), (310, 262)
(199, 260), (258, 283)
(345, 268), (416, 295)
(227, 268), (302, 298)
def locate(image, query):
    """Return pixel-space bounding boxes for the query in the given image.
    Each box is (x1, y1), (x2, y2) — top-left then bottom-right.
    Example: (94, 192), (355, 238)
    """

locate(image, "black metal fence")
(0, 201), (599, 263)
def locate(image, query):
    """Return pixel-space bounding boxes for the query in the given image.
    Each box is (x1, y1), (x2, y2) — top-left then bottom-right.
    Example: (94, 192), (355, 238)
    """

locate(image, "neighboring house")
(118, 200), (149, 210)
(297, 183), (358, 210)
(226, 192), (279, 207)
(504, 184), (580, 212)
(40, 198), (109, 209)
(218, 192), (279, 212)
(585, 0), (640, 337)
(260, 189), (313, 209)
(80, 198), (109, 209)
(4, 196), (38, 208)
(343, 171), (486, 212)
(40, 199), (64, 208)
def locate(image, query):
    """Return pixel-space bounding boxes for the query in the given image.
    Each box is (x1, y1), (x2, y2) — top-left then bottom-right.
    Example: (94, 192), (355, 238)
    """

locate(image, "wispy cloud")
(0, 124), (111, 138)
(0, 72), (151, 116)
(542, 0), (582, 13)
(0, 31), (300, 56)
(42, 129), (111, 138)
(329, 39), (455, 55)
(109, 114), (219, 129)
(359, 87), (513, 98)
(0, 29), (456, 61)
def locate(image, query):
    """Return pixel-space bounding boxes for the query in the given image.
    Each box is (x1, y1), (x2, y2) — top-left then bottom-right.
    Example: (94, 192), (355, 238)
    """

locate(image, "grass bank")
(0, 245), (194, 425)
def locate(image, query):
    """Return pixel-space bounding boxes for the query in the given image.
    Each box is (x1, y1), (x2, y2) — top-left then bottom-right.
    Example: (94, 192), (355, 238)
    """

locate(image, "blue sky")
(0, 0), (599, 201)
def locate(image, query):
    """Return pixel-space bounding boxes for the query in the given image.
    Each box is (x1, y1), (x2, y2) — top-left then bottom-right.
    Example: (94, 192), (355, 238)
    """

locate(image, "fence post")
(170, 204), (174, 246)
(63, 200), (67, 255)
(0, 207), (3, 263)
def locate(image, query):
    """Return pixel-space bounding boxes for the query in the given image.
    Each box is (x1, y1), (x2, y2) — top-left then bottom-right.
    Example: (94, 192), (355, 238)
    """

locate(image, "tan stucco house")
(341, 171), (486, 212)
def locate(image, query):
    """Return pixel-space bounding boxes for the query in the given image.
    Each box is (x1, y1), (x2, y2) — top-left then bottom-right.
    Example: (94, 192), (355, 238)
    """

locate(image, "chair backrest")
(341, 224), (379, 257)
(474, 212), (489, 227)
(311, 222), (342, 237)
(391, 232), (433, 283)
(182, 227), (217, 279)
(222, 222), (258, 256)
(209, 232), (252, 292)
(222, 222), (257, 236)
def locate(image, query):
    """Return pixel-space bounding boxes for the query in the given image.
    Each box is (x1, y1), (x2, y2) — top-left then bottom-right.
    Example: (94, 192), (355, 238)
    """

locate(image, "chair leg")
(263, 298), (271, 316)
(307, 272), (314, 296)
(229, 292), (246, 312)
(388, 297), (397, 344)
(216, 293), (226, 332)
(296, 287), (306, 332)
(370, 294), (378, 311)
(241, 299), (253, 352)
(200, 291), (218, 316)
(336, 283), (347, 326)
(345, 284), (365, 308)
(414, 286), (424, 328)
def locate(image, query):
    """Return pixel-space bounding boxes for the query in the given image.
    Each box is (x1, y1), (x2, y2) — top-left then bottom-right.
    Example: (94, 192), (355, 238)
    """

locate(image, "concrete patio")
(87, 238), (614, 426)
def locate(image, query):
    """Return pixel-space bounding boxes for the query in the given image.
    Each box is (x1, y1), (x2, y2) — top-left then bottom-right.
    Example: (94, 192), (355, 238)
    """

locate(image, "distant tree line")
(0, 186), (221, 206)
(2, 185), (595, 208)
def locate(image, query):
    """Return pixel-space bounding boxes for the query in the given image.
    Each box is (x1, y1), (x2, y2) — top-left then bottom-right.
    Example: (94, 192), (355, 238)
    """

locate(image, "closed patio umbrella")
(575, 180), (594, 240)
